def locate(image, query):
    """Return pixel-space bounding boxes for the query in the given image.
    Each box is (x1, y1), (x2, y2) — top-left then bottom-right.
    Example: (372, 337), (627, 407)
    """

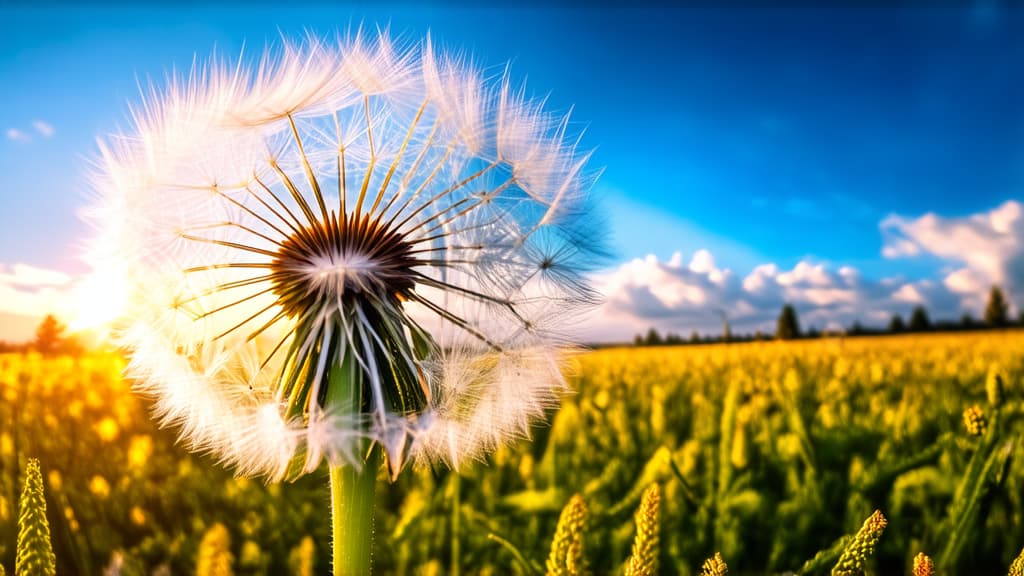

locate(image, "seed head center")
(270, 214), (417, 317)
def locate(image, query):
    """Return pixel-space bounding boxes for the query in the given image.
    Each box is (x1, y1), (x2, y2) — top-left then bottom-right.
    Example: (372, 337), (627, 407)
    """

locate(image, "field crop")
(1, 330), (1022, 575)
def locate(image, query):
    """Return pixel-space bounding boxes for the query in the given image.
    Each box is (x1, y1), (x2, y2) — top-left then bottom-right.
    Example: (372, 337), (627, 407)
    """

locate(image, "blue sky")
(2, 3), (1023, 340)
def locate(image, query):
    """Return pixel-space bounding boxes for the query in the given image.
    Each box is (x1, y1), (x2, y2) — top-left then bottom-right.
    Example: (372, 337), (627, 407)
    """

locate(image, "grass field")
(1, 330), (1022, 575)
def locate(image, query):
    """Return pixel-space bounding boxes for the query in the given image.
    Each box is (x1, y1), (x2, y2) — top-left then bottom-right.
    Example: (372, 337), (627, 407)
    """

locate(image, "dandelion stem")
(326, 339), (380, 576)
(329, 452), (379, 576)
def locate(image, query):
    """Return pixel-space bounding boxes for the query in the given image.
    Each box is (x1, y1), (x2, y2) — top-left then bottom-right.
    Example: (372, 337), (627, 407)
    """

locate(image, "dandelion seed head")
(89, 30), (603, 480)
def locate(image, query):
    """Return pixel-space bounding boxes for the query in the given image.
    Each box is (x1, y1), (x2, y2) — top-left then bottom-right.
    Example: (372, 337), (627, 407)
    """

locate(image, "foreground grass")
(0, 331), (1022, 574)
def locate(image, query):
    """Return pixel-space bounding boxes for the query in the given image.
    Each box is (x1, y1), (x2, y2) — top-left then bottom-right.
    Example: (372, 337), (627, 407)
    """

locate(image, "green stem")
(330, 448), (380, 575)
(326, 334), (380, 575)
(451, 472), (461, 576)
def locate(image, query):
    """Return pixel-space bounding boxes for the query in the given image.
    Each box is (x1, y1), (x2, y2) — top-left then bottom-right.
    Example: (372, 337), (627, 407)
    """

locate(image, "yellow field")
(1, 330), (1022, 574)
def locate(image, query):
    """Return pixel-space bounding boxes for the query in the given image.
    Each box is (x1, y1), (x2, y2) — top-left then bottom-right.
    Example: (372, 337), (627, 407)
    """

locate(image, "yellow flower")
(962, 405), (987, 437)
(94, 417), (120, 442)
(625, 485), (660, 576)
(912, 552), (934, 576)
(89, 475), (111, 499)
(832, 510), (887, 576)
(127, 435), (154, 471)
(700, 552), (728, 576)
(130, 506), (147, 526)
(546, 494), (588, 576)
(47, 470), (62, 492)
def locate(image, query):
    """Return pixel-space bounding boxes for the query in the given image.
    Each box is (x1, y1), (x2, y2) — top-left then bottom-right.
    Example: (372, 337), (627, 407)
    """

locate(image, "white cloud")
(579, 200), (1024, 342)
(881, 200), (1023, 311)
(6, 128), (30, 142)
(0, 263), (71, 287)
(32, 120), (55, 138)
(0, 263), (77, 338)
(582, 248), (974, 342)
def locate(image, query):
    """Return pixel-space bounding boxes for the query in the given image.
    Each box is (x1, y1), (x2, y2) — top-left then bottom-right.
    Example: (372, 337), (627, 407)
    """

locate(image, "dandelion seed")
(87, 30), (601, 482)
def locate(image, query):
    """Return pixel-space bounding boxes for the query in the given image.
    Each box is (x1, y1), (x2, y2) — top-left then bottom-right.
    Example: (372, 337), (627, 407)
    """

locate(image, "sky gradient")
(1, 3), (1023, 341)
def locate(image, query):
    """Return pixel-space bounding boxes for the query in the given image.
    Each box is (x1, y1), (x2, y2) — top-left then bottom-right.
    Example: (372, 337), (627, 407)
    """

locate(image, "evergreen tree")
(888, 314), (905, 333)
(909, 305), (931, 332)
(16, 458), (56, 576)
(984, 285), (1009, 327)
(643, 328), (663, 346)
(33, 315), (64, 355)
(776, 304), (800, 340)
(960, 313), (975, 330)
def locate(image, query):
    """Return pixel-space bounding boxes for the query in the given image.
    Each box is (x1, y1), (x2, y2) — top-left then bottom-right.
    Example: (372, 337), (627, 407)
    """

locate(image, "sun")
(67, 264), (128, 335)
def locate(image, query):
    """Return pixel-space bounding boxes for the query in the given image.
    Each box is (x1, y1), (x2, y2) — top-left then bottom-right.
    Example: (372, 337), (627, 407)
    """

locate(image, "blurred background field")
(1, 330), (1022, 575)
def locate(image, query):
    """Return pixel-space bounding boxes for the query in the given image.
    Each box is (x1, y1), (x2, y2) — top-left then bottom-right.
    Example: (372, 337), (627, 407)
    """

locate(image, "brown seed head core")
(270, 212), (417, 318)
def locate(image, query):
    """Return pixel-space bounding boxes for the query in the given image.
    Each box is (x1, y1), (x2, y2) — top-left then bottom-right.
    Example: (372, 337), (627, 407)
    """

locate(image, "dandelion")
(88, 30), (600, 574)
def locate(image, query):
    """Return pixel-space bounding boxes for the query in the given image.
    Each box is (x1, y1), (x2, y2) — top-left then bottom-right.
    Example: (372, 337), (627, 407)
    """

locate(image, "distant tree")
(776, 304), (800, 340)
(849, 321), (865, 336)
(888, 314), (905, 333)
(960, 313), (976, 330)
(34, 315), (64, 355)
(806, 326), (820, 339)
(644, 328), (663, 346)
(633, 333), (644, 347)
(984, 285), (1009, 327)
(32, 315), (81, 356)
(716, 309), (732, 343)
(664, 332), (683, 345)
(689, 330), (700, 344)
(909, 305), (931, 332)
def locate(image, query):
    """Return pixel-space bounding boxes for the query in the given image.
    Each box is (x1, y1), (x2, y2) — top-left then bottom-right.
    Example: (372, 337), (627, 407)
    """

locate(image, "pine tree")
(776, 304), (800, 340)
(33, 315), (64, 355)
(909, 305), (931, 332)
(888, 314), (905, 333)
(16, 458), (56, 576)
(644, 328), (663, 346)
(984, 285), (1009, 327)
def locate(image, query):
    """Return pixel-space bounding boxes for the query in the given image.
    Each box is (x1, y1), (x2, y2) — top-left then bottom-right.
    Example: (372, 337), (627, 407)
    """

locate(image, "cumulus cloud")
(581, 200), (1024, 342)
(582, 248), (972, 342)
(32, 120), (55, 138)
(881, 200), (1023, 312)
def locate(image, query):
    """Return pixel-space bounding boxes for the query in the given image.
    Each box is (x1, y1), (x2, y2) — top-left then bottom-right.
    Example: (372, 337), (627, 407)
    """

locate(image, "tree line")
(634, 285), (1020, 346)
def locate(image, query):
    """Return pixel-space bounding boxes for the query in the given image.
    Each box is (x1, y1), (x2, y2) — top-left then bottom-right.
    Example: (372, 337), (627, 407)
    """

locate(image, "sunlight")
(67, 265), (127, 334)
